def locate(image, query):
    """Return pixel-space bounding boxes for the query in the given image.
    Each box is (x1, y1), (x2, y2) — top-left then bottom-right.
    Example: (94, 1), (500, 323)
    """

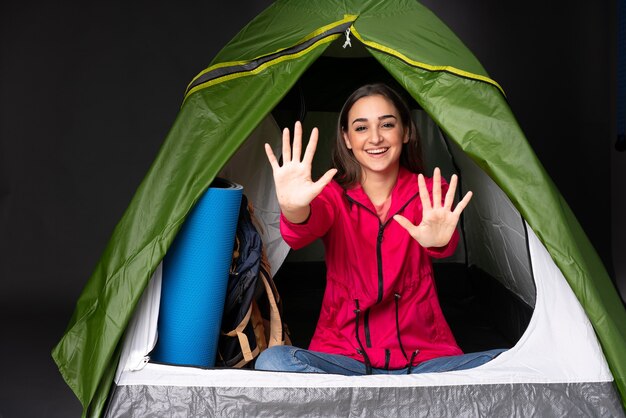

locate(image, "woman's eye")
(355, 126), (367, 132)
(382, 122), (395, 129)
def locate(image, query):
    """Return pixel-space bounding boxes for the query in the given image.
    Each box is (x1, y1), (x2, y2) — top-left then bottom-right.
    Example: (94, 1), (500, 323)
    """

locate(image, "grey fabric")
(105, 381), (624, 418)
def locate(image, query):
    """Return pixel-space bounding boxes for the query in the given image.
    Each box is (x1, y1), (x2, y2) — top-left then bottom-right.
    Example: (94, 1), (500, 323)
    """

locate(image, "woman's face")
(342, 94), (409, 181)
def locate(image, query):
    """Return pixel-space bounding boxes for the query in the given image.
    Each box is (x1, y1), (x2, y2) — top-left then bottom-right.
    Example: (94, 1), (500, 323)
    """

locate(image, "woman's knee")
(255, 345), (297, 371)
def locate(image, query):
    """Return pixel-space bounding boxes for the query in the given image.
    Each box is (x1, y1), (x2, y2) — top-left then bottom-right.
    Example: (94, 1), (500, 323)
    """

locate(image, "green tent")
(52, 1), (626, 416)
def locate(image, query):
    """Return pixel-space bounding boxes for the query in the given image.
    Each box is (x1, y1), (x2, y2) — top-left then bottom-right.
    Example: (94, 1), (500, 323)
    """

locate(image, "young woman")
(256, 84), (504, 375)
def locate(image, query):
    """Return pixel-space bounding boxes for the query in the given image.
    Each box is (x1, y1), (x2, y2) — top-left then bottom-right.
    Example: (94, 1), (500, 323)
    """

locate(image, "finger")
(282, 127), (291, 162)
(302, 127), (319, 165)
(264, 143), (280, 171)
(292, 121), (303, 162)
(432, 167), (442, 208)
(312, 168), (338, 193)
(452, 191), (473, 216)
(393, 214), (415, 233)
(418, 173), (432, 211)
(443, 174), (458, 210)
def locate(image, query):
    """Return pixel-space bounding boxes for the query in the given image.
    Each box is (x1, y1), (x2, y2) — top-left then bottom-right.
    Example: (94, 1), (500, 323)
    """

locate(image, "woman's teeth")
(366, 148), (389, 155)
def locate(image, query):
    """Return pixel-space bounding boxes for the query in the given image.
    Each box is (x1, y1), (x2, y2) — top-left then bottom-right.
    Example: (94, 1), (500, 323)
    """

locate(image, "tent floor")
(274, 261), (530, 354)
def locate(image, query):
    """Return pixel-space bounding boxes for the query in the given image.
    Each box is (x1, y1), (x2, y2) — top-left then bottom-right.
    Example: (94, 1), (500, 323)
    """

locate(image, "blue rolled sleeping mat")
(150, 178), (243, 367)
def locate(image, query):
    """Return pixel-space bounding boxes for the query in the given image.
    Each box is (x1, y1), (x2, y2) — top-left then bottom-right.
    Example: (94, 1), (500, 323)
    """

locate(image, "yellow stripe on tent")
(186, 15), (358, 95)
(349, 26), (505, 96)
(183, 34), (341, 103)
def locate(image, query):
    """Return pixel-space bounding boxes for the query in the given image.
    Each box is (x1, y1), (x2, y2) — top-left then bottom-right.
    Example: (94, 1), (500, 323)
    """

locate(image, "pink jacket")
(280, 167), (462, 370)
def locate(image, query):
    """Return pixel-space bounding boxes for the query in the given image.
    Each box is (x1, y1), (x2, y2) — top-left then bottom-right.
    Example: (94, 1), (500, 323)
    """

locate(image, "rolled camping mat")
(150, 178), (243, 367)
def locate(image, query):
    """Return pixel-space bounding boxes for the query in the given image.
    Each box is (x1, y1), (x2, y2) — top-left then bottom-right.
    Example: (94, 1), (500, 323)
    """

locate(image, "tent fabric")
(52, 0), (626, 416)
(105, 383), (624, 418)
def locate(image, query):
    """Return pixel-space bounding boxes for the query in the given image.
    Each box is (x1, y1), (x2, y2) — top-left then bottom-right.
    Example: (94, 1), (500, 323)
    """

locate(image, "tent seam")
(349, 25), (505, 96)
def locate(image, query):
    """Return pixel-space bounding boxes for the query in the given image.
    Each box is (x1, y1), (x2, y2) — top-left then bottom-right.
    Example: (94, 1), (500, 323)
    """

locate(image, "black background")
(1, 1), (622, 416)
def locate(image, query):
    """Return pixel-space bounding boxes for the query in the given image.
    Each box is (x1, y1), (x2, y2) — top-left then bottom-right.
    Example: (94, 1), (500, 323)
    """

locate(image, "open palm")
(265, 121), (337, 223)
(393, 168), (472, 248)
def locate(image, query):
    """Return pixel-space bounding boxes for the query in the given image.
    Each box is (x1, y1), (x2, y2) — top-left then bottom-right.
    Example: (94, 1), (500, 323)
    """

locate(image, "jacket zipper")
(345, 191), (420, 347)
(364, 309), (372, 347)
(384, 349), (391, 370)
(345, 195), (386, 304)
(345, 192), (419, 302)
(376, 224), (384, 302)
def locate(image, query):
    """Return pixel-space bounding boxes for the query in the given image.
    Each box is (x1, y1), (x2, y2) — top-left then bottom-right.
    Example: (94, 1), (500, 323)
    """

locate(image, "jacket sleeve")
(422, 176), (460, 259)
(279, 187), (336, 250)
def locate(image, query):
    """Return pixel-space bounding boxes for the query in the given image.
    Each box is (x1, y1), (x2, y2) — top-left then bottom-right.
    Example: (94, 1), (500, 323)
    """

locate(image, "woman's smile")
(365, 147), (389, 155)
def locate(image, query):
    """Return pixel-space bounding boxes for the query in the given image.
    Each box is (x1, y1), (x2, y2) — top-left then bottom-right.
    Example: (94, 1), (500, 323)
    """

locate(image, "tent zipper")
(185, 19), (355, 100)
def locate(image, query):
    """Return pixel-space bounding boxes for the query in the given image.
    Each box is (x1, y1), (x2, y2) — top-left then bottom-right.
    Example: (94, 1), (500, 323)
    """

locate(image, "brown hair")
(331, 83), (423, 188)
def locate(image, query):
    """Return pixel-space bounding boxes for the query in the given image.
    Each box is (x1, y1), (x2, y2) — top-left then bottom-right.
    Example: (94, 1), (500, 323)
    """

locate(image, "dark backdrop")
(0, 1), (620, 417)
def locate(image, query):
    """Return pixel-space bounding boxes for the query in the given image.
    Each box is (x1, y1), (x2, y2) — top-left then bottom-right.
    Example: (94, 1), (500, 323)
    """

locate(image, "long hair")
(331, 83), (423, 188)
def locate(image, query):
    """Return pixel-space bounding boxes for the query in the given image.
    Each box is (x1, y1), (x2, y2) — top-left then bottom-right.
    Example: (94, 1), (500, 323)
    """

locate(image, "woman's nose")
(370, 129), (383, 144)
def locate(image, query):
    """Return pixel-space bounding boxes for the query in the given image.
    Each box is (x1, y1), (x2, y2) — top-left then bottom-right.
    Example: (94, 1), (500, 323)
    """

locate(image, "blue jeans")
(255, 346), (506, 375)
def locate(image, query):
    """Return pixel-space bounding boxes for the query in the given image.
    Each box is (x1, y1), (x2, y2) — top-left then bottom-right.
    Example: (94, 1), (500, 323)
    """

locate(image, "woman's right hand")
(265, 121), (337, 224)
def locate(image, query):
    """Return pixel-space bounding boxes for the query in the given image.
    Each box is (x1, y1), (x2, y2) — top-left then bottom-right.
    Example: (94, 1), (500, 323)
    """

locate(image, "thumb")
(313, 168), (338, 192)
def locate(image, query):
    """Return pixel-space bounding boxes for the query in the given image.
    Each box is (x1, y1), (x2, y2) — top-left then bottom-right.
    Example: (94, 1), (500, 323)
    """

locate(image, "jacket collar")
(344, 167), (419, 217)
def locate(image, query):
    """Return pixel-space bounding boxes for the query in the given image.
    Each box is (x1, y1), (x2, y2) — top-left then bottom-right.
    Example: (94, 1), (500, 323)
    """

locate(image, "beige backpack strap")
(251, 300), (267, 351)
(258, 271), (284, 347)
(246, 203), (288, 348)
(260, 266), (291, 345)
(222, 304), (257, 364)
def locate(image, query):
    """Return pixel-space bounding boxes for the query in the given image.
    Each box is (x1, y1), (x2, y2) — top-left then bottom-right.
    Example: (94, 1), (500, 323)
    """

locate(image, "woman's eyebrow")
(351, 115), (397, 125)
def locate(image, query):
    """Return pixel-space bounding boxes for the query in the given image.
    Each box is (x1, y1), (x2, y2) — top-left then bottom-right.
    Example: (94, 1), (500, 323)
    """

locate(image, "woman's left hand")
(393, 167), (472, 249)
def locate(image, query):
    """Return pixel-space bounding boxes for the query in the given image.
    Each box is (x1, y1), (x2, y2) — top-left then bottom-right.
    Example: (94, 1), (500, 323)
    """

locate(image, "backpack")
(216, 195), (290, 368)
